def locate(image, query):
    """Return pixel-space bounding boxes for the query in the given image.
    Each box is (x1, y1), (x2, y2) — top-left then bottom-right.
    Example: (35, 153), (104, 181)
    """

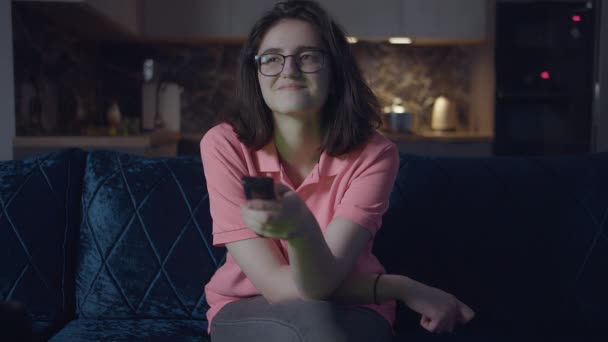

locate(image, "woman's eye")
(262, 56), (281, 64)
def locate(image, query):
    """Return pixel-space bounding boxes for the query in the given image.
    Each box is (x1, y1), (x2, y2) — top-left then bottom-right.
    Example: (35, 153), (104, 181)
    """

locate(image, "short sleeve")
(200, 125), (260, 246)
(333, 141), (399, 236)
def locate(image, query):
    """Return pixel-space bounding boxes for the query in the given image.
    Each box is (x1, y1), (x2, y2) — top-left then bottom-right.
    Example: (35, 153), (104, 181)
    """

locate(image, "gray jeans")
(210, 296), (393, 342)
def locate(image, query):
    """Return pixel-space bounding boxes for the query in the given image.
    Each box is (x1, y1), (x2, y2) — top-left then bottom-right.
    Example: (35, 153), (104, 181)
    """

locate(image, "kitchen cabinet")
(17, 0), (488, 42)
(145, 0), (402, 39)
(393, 140), (492, 157)
(321, 0), (401, 38)
(230, 0), (280, 37)
(14, 0), (140, 38)
(140, 0), (231, 39)
(142, 0), (279, 39)
(86, 0), (139, 35)
(90, 0), (490, 42)
(139, 0), (486, 42)
(383, 130), (493, 157)
(231, 0), (401, 38)
(393, 141), (429, 155)
(401, 0), (487, 42)
(426, 141), (492, 157)
(231, 0), (485, 41)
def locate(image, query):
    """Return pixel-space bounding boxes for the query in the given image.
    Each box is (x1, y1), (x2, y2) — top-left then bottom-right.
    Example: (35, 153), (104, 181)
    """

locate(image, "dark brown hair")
(229, 0), (382, 156)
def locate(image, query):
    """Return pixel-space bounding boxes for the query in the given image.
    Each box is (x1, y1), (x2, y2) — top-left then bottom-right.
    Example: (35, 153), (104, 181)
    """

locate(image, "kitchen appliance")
(431, 96), (459, 131)
(142, 82), (183, 132)
(494, 0), (597, 155)
(141, 58), (184, 133)
(383, 97), (417, 133)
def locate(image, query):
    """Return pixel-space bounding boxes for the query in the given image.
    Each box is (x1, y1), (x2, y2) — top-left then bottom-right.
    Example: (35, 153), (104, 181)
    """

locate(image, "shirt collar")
(254, 141), (281, 172)
(317, 150), (349, 177)
(254, 141), (349, 177)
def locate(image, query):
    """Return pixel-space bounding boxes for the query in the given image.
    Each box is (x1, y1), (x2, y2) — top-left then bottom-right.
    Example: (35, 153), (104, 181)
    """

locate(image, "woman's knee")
(211, 298), (392, 342)
(211, 319), (302, 342)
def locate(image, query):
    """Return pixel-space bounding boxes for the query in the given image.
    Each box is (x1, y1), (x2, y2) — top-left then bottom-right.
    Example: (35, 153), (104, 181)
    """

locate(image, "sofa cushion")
(48, 319), (209, 341)
(374, 153), (608, 337)
(0, 148), (86, 338)
(76, 151), (226, 320)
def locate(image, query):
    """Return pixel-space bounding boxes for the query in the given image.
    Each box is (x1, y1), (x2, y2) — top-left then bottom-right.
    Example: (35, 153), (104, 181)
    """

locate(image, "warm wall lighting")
(346, 36), (358, 44)
(388, 37), (412, 44)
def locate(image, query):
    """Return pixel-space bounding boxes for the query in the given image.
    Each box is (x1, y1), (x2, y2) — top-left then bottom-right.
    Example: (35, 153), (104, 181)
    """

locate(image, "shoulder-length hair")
(228, 0), (382, 156)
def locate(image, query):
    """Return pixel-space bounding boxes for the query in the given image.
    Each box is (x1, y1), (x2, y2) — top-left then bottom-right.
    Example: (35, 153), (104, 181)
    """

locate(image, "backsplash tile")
(353, 42), (472, 128)
(13, 5), (472, 137)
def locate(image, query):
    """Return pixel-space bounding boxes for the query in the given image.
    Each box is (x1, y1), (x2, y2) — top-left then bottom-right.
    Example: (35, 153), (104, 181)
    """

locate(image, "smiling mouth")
(277, 84), (306, 90)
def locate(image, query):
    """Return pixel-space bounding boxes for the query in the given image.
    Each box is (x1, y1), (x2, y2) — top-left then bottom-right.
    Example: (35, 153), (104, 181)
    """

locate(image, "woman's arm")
(241, 197), (371, 300)
(242, 143), (400, 300)
(284, 216), (372, 300)
(329, 272), (409, 305)
(330, 272), (476, 334)
(233, 210), (476, 334)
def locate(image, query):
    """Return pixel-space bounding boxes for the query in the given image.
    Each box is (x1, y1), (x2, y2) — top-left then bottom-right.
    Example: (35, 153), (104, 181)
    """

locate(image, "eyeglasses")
(254, 50), (326, 76)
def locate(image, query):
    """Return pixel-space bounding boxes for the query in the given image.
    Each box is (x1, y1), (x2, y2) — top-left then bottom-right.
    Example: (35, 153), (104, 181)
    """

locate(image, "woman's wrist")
(378, 274), (417, 305)
(395, 276), (427, 308)
(373, 274), (410, 305)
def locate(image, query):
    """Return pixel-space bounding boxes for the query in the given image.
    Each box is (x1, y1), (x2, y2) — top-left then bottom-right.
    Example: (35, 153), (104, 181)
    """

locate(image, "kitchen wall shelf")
(13, 130), (181, 159)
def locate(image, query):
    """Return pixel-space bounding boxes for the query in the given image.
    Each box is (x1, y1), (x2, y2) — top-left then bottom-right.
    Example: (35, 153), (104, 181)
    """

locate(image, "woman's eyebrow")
(259, 47), (282, 55)
(258, 45), (322, 55)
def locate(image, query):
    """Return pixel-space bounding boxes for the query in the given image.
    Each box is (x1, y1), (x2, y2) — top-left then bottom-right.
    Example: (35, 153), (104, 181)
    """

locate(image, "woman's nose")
(280, 55), (300, 76)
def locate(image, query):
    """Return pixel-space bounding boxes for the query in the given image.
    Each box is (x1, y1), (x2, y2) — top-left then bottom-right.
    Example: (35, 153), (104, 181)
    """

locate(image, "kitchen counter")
(13, 130), (182, 159)
(180, 130), (494, 158)
(179, 130), (494, 144)
(379, 129), (493, 143)
(379, 129), (494, 157)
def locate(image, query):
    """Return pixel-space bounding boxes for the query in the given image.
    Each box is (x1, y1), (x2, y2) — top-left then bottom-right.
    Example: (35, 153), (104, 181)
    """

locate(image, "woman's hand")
(400, 280), (475, 334)
(240, 183), (315, 240)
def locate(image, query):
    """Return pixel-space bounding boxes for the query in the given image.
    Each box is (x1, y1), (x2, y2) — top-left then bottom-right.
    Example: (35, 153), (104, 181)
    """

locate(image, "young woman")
(200, 1), (475, 340)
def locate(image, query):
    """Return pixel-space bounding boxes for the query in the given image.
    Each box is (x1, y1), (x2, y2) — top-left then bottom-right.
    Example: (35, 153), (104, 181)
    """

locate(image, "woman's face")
(256, 19), (331, 119)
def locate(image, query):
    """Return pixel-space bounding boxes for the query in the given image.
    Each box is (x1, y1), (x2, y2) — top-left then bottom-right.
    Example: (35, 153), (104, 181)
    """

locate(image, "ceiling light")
(388, 37), (413, 44)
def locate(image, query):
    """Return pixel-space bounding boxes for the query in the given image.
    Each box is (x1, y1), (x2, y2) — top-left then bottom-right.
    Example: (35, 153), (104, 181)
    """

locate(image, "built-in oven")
(494, 0), (597, 155)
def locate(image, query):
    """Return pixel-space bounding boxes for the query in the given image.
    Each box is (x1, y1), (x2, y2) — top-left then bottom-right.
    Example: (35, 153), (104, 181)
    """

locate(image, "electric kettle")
(431, 96), (459, 131)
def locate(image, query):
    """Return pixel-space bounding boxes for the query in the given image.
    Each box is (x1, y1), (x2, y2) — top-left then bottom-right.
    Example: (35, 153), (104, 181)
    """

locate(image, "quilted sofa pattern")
(375, 153), (608, 338)
(0, 148), (86, 340)
(2, 148), (608, 341)
(48, 151), (226, 341)
(50, 319), (209, 341)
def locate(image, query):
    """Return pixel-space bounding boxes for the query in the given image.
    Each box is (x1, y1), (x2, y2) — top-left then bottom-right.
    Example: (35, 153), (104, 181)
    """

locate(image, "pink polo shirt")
(200, 123), (399, 334)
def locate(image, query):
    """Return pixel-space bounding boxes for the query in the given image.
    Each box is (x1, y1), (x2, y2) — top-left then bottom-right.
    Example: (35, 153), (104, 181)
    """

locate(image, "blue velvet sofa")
(1, 147), (607, 341)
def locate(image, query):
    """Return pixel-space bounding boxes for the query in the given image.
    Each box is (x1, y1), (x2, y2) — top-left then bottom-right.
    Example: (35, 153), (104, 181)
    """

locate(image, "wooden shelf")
(379, 129), (494, 143)
(14, 135), (150, 149)
(14, 130), (182, 147)
(13, 130), (182, 159)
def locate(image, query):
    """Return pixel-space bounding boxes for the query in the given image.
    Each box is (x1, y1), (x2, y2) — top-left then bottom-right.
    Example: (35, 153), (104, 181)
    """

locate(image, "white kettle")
(431, 96), (459, 131)
(142, 82), (184, 132)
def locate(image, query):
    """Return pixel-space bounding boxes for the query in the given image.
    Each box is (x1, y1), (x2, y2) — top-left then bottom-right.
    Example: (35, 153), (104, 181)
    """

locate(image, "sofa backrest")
(75, 150), (226, 320)
(0, 148), (86, 336)
(374, 153), (608, 336)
